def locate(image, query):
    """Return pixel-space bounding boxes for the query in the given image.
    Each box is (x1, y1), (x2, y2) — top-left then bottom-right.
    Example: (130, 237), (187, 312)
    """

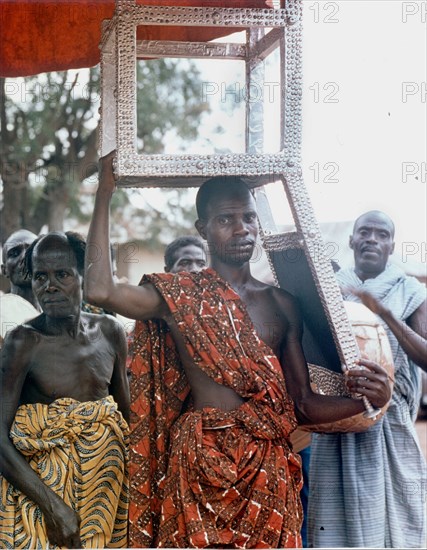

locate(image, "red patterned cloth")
(129, 269), (302, 548)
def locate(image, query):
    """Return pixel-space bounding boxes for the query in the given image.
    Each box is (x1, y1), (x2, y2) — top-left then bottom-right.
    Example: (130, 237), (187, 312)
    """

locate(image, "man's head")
(2, 229), (38, 291)
(350, 210), (395, 280)
(195, 177), (258, 267)
(164, 236), (207, 274)
(25, 231), (86, 318)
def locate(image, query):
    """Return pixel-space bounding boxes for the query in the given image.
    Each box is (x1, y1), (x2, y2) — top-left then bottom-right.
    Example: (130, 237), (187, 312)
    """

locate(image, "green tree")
(0, 59), (209, 244)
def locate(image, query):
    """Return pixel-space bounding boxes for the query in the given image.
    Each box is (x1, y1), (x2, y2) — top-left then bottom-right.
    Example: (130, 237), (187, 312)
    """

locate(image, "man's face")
(197, 192), (258, 267)
(31, 243), (82, 319)
(350, 212), (395, 279)
(1, 230), (37, 287)
(166, 245), (207, 274)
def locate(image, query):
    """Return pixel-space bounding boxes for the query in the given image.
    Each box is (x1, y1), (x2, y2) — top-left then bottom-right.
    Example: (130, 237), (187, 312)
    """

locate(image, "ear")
(390, 241), (395, 255)
(164, 265), (170, 273)
(195, 219), (207, 240)
(349, 235), (354, 250)
(1, 263), (7, 278)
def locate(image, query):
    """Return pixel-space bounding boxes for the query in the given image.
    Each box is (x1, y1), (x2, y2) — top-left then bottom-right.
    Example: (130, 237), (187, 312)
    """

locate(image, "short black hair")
(195, 176), (252, 220)
(164, 235), (205, 272)
(25, 231), (86, 277)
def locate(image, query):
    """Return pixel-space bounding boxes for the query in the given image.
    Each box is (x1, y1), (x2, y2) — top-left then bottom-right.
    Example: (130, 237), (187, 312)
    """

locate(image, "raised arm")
(84, 152), (166, 321)
(349, 288), (427, 372)
(276, 291), (391, 425)
(0, 327), (82, 548)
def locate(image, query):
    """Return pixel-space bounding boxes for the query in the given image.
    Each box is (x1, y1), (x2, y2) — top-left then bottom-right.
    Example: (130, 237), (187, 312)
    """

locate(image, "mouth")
(229, 240), (255, 250)
(43, 298), (67, 305)
(361, 246), (379, 255)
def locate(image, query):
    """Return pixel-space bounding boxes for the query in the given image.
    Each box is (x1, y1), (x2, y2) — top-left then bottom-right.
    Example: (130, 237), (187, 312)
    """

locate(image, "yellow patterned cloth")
(0, 396), (129, 549)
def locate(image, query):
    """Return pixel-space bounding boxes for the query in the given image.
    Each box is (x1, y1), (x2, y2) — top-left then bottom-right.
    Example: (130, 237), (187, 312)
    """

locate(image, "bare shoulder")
(3, 319), (43, 347)
(83, 311), (125, 332)
(82, 312), (127, 346)
(1, 322), (42, 373)
(254, 279), (301, 318)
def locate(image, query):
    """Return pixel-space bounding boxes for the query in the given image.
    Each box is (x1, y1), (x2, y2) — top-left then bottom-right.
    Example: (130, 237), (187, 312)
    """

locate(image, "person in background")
(85, 153), (391, 548)
(309, 210), (427, 548)
(0, 231), (130, 548)
(1, 229), (40, 345)
(164, 235), (207, 274)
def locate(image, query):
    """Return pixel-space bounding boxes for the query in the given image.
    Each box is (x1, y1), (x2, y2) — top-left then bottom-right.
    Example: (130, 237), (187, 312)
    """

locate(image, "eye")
(57, 271), (70, 279)
(217, 216), (231, 225)
(33, 273), (46, 283)
(7, 248), (21, 258)
(245, 212), (257, 223)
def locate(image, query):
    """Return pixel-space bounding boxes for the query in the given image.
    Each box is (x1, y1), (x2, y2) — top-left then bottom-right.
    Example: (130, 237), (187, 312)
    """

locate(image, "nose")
(44, 276), (59, 292)
(233, 218), (250, 236)
(366, 230), (377, 243)
(188, 262), (199, 273)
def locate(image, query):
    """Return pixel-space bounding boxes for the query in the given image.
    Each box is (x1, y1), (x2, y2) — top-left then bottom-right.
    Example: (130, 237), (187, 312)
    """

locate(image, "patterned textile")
(309, 265), (427, 548)
(129, 268), (302, 548)
(0, 396), (129, 549)
(81, 299), (106, 314)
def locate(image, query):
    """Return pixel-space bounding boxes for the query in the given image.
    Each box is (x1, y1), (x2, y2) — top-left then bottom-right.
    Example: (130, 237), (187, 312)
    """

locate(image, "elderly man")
(309, 210), (427, 548)
(85, 154), (391, 548)
(0, 231), (130, 549)
(1, 229), (39, 344)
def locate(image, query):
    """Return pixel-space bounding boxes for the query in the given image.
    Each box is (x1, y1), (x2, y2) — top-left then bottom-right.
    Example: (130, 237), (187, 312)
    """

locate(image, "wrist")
(96, 186), (114, 199)
(39, 488), (60, 516)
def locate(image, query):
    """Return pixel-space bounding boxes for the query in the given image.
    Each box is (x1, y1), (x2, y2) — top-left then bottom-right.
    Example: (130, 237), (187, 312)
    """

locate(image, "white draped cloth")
(308, 264), (427, 548)
(0, 294), (38, 346)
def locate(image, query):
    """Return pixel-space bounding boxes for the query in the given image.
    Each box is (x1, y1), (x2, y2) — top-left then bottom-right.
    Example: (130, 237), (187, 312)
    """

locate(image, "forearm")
(379, 308), (427, 371)
(0, 438), (63, 515)
(296, 393), (365, 426)
(85, 187), (115, 306)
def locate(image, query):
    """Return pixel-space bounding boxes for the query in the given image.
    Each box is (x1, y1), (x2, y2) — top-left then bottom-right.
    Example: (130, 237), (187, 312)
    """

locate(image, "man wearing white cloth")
(1, 230), (40, 345)
(309, 210), (427, 548)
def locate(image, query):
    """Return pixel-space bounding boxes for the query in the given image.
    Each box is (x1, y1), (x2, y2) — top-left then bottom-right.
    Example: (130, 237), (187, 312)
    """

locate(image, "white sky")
(299, 0), (426, 250)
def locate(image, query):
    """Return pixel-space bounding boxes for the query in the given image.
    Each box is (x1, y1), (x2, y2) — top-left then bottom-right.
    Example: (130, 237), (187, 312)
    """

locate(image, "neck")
(354, 266), (384, 282)
(211, 259), (253, 291)
(44, 312), (83, 338)
(11, 285), (40, 310)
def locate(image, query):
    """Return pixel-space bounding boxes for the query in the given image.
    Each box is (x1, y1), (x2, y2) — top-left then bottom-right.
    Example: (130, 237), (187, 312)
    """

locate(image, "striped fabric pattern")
(0, 396), (129, 549)
(308, 265), (427, 548)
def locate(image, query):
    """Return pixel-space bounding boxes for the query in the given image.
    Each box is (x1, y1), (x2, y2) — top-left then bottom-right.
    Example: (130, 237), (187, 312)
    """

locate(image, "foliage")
(0, 59), (209, 246)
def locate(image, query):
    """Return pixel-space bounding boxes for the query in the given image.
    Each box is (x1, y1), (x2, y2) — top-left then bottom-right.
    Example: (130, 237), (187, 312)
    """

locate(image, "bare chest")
(236, 290), (288, 356)
(22, 334), (115, 404)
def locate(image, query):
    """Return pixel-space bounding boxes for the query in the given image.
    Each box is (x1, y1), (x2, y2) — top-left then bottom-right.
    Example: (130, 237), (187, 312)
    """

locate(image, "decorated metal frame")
(100, 0), (302, 186)
(100, 1), (376, 414)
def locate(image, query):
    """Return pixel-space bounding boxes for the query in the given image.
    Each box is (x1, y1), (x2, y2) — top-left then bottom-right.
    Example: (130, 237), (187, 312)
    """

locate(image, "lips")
(43, 298), (67, 305)
(361, 246), (379, 254)
(228, 239), (255, 249)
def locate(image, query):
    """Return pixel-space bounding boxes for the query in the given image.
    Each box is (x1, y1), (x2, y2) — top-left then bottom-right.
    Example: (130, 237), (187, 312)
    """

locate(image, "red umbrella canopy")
(0, 1), (280, 77)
